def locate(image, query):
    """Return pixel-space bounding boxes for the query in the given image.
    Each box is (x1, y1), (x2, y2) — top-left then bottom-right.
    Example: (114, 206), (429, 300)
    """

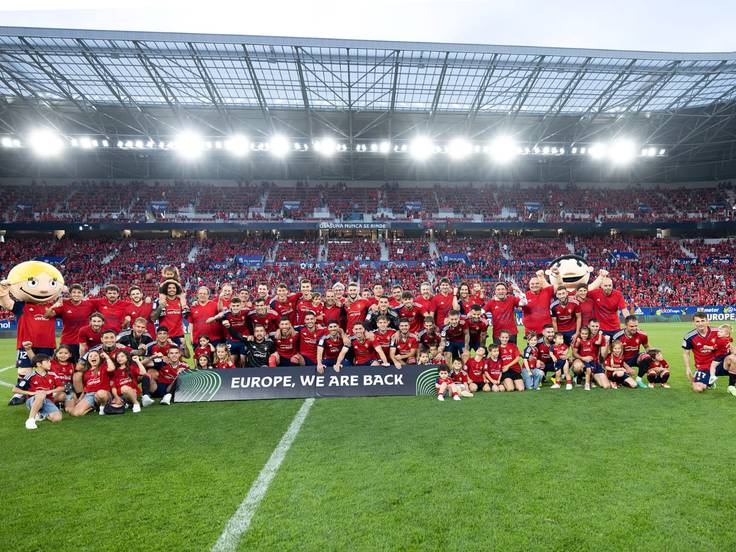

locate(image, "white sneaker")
(551, 383), (561, 389)
(453, 395), (461, 401)
(437, 394), (444, 401)
(584, 384), (591, 391)
(25, 418), (37, 430)
(160, 393), (172, 405)
(565, 383), (573, 391)
(132, 403), (141, 413)
(460, 390), (474, 398)
(98, 406), (105, 415)
(141, 395), (154, 407)
(34, 413), (46, 422)
(709, 374), (718, 386)
(727, 385), (736, 397)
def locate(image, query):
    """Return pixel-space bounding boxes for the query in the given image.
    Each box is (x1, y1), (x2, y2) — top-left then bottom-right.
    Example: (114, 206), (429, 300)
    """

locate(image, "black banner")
(175, 365), (441, 402)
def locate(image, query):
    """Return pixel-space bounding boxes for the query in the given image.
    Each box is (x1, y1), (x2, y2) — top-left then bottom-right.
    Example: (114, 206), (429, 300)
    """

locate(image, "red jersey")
(714, 335), (733, 360)
(605, 353), (625, 372)
(271, 330), (300, 357)
(158, 360), (188, 385)
(83, 368), (111, 393)
(398, 303), (425, 334)
(484, 296), (521, 338)
(650, 359), (670, 371)
(588, 331), (607, 359)
(269, 294), (300, 325)
(145, 341), (174, 357)
(350, 335), (379, 365)
(388, 297), (402, 309)
(522, 286), (554, 334)
(193, 344), (214, 360)
(50, 359), (74, 384)
(465, 358), (487, 382)
(12, 301), (57, 350)
(297, 325), (326, 361)
(433, 292), (455, 327)
(414, 295), (436, 320)
(573, 337), (598, 360)
(318, 333), (346, 361)
(418, 328), (441, 349)
(499, 342), (521, 372)
(247, 309), (280, 334)
(77, 324), (103, 349)
(56, 299), (95, 345)
(214, 360), (236, 369)
(576, 297), (595, 328)
(222, 309), (250, 336)
(295, 297), (319, 326)
(17, 370), (60, 399)
(125, 300), (156, 339)
(436, 376), (453, 386)
(371, 328), (396, 357)
(391, 332), (418, 356)
(465, 316), (489, 345)
(440, 319), (467, 342)
(682, 328), (719, 370)
(111, 363), (143, 393)
(322, 304), (343, 327)
(189, 300), (222, 343)
(537, 339), (555, 365)
(89, 297), (128, 333)
(550, 299), (580, 332)
(552, 343), (569, 360)
(345, 298), (371, 331)
(588, 289), (626, 332)
(156, 297), (185, 337)
(522, 344), (539, 367)
(485, 357), (504, 381)
(611, 330), (649, 361)
(450, 369), (471, 385)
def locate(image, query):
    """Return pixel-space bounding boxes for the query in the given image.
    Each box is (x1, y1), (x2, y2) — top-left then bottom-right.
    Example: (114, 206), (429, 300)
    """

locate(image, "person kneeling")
(140, 345), (188, 406)
(645, 349), (671, 388)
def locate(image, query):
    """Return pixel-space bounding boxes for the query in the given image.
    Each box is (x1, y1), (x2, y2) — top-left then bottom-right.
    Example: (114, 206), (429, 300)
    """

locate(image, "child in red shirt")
(646, 349), (671, 388)
(435, 366), (460, 401)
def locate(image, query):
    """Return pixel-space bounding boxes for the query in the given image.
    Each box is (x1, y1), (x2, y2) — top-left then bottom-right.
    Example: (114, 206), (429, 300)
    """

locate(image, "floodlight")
(588, 142), (607, 160)
(489, 135), (518, 163)
(409, 136), (434, 160)
(174, 130), (205, 159)
(79, 137), (94, 149)
(447, 138), (472, 160)
(379, 141), (391, 154)
(28, 128), (64, 157)
(608, 138), (637, 165)
(268, 135), (290, 157)
(225, 134), (250, 157)
(314, 137), (337, 156)
(1, 137), (13, 148)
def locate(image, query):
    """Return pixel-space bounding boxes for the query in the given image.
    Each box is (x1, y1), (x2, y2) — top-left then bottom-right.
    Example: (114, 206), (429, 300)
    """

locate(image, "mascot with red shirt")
(0, 261), (65, 405)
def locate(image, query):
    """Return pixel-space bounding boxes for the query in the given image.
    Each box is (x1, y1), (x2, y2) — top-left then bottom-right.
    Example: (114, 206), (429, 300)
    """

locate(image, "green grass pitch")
(1, 322), (735, 551)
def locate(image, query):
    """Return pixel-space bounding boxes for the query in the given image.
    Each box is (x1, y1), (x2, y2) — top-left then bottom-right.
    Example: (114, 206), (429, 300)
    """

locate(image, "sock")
(729, 374), (736, 386)
(660, 372), (670, 383)
(142, 376), (152, 396)
(647, 373), (656, 384)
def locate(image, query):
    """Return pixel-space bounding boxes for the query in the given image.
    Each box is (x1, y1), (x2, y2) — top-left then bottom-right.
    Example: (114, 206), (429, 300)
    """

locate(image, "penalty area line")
(211, 397), (315, 552)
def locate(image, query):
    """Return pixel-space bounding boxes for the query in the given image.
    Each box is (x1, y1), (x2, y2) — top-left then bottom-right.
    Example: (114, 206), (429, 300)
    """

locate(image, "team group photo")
(1, 2), (735, 550)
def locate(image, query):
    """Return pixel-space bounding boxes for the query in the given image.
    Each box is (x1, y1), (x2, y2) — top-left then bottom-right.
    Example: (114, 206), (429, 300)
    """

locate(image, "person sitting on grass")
(13, 354), (64, 430)
(70, 350), (114, 417)
(50, 345), (76, 412)
(449, 358), (474, 398)
(465, 347), (489, 393)
(723, 344), (736, 397)
(435, 366), (461, 401)
(522, 332), (545, 391)
(573, 326), (609, 391)
(109, 350), (145, 413)
(550, 332), (573, 390)
(605, 341), (637, 389)
(710, 323), (733, 386)
(486, 345), (505, 392)
(645, 349), (671, 388)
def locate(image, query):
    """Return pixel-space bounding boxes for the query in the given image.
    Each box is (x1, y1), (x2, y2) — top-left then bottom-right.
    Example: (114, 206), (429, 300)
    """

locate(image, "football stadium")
(1, 10), (736, 551)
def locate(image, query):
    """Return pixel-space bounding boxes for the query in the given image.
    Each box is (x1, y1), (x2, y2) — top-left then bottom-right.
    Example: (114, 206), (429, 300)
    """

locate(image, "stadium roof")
(1, 26), (736, 182)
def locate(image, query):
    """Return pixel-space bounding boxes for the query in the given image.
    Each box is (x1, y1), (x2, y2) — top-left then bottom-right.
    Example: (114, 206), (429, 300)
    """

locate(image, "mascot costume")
(0, 260), (64, 405)
(546, 255), (594, 293)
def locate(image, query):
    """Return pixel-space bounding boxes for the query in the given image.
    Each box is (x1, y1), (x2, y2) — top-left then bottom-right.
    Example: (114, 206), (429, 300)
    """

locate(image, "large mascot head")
(5, 260), (64, 303)
(546, 255), (593, 293)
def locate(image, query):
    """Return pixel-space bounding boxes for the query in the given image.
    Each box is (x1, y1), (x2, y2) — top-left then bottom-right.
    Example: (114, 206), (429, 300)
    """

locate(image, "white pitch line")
(0, 365), (15, 373)
(0, 380), (13, 388)
(211, 398), (315, 552)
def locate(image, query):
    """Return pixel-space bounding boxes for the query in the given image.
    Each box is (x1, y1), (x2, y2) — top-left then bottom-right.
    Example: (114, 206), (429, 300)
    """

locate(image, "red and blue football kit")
(56, 299), (95, 346)
(550, 299), (579, 333)
(465, 358), (487, 383)
(350, 336), (379, 365)
(88, 297), (128, 333)
(297, 325), (326, 364)
(682, 328), (718, 372)
(318, 334), (346, 361)
(484, 296), (521, 340)
(433, 293), (455, 327)
(611, 330), (649, 365)
(499, 343), (521, 373)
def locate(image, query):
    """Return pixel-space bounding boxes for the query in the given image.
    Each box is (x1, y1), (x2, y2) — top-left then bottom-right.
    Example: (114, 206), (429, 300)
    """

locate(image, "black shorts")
(714, 359), (728, 377)
(470, 380), (486, 389)
(608, 372), (628, 384)
(502, 370), (522, 381)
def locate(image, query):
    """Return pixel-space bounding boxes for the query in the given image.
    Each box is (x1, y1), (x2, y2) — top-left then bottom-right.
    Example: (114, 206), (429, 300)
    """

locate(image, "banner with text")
(174, 364), (441, 402)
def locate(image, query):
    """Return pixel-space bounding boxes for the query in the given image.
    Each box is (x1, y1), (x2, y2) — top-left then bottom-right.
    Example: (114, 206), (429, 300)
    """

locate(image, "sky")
(0, 0), (734, 53)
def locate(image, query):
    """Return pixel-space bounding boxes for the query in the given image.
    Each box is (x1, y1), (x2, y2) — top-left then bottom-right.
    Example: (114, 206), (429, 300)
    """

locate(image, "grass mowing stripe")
(212, 397), (315, 552)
